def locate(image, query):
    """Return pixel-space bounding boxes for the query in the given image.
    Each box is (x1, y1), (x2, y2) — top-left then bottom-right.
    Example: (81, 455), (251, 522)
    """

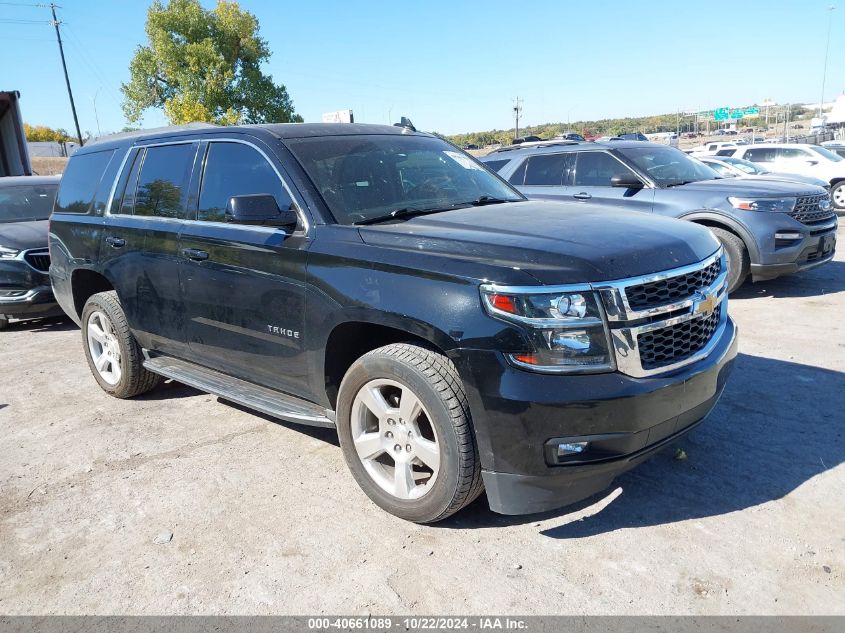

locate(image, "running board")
(143, 355), (335, 428)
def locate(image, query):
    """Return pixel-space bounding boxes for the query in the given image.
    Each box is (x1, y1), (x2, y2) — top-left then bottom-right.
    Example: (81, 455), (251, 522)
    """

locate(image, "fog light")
(774, 232), (802, 240)
(557, 441), (589, 457)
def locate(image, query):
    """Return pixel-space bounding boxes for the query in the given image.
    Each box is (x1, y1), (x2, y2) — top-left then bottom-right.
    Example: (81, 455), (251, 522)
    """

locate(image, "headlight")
(728, 196), (797, 213)
(480, 286), (615, 374)
(0, 246), (20, 259)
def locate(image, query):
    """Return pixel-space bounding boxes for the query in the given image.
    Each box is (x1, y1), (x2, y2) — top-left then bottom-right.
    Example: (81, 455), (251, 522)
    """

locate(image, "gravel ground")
(1, 223), (843, 615)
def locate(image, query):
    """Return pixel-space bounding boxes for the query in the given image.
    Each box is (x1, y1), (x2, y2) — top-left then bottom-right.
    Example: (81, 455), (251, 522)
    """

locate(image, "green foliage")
(24, 123), (73, 143)
(446, 105), (792, 146)
(122, 0), (302, 126)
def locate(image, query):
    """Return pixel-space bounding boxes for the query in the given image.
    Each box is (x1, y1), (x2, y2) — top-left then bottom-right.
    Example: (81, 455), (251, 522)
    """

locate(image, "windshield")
(0, 183), (58, 223)
(286, 134), (523, 225)
(721, 156), (766, 174)
(617, 146), (720, 186)
(810, 146), (844, 162)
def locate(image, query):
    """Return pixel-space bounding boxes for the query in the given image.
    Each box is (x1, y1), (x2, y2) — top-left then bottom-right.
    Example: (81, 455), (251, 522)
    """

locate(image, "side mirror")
(225, 194), (299, 231)
(610, 174), (645, 189)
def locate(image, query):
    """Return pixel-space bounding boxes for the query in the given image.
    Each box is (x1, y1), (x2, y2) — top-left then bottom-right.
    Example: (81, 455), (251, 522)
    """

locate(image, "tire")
(81, 291), (161, 399)
(831, 181), (845, 211)
(0, 316), (8, 331)
(709, 227), (749, 293)
(336, 343), (484, 523)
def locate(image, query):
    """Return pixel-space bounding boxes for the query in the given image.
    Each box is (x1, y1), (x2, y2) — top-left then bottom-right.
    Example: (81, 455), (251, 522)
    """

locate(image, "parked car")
(511, 135), (543, 144)
(690, 141), (738, 156)
(0, 175), (63, 329)
(482, 140), (836, 292)
(697, 155), (831, 190)
(49, 123), (737, 522)
(719, 143), (845, 209)
(617, 132), (648, 141)
(461, 143), (479, 150)
(554, 132), (585, 141)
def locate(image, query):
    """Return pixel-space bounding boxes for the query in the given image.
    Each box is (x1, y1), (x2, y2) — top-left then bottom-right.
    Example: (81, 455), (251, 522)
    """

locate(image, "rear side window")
(573, 152), (635, 186)
(55, 149), (116, 213)
(524, 153), (568, 186)
(482, 159), (510, 173)
(198, 142), (291, 223)
(133, 143), (196, 218)
(779, 147), (811, 160)
(743, 147), (777, 162)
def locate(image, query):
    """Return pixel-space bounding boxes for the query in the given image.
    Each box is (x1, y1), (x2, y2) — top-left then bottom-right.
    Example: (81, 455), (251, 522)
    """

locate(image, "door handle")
(105, 236), (126, 248)
(182, 248), (209, 261)
(573, 192), (592, 200)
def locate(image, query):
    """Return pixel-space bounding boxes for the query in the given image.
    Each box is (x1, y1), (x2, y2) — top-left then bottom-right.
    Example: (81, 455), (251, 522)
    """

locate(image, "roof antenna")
(394, 116), (416, 132)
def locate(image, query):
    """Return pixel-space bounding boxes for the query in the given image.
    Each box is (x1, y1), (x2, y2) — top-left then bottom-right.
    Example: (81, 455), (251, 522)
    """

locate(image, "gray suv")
(481, 141), (837, 292)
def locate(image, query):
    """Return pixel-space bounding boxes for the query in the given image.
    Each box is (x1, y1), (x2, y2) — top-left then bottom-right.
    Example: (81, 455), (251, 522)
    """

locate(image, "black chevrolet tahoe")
(49, 123), (738, 523)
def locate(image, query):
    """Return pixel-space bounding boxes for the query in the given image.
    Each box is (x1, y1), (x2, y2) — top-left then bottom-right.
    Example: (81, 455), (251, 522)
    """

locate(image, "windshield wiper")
(664, 180), (697, 187)
(466, 195), (517, 206)
(354, 206), (454, 226)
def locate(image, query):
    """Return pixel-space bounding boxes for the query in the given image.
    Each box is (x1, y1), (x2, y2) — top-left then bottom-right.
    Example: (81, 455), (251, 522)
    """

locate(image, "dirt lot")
(1, 224), (843, 615)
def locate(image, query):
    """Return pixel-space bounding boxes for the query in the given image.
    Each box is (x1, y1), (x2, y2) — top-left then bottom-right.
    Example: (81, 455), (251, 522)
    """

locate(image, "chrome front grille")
(23, 249), (50, 272)
(626, 257), (721, 311)
(638, 305), (722, 371)
(594, 249), (729, 378)
(790, 194), (835, 225)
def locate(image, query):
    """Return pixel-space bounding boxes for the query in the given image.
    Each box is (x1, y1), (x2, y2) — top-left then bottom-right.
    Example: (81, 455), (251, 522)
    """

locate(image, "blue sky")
(3, 0), (843, 136)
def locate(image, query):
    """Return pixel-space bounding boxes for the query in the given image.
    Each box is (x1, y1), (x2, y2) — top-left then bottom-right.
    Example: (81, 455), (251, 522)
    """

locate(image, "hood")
(674, 178), (826, 198)
(357, 200), (720, 285)
(747, 173), (831, 189)
(0, 219), (49, 251)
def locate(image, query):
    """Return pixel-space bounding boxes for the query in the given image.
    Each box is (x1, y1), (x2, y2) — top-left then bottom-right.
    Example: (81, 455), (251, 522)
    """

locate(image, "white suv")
(721, 144), (845, 209)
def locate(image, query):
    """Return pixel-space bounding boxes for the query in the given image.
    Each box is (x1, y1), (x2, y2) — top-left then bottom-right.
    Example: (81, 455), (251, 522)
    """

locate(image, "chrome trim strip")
(0, 288), (39, 303)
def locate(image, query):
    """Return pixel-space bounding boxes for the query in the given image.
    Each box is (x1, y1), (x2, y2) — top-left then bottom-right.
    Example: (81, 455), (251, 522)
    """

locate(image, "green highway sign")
(712, 106), (760, 121)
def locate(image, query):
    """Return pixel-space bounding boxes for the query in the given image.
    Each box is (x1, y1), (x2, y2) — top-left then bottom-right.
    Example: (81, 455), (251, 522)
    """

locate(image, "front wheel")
(81, 291), (161, 398)
(710, 227), (749, 293)
(336, 343), (483, 523)
(831, 181), (845, 211)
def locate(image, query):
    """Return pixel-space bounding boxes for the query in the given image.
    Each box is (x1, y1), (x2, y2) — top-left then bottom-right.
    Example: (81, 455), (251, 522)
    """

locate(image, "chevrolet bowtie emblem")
(693, 292), (717, 317)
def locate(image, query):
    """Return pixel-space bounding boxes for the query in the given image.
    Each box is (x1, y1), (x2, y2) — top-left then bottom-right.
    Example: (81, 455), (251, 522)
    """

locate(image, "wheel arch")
(323, 317), (457, 411)
(70, 268), (115, 318)
(680, 211), (760, 264)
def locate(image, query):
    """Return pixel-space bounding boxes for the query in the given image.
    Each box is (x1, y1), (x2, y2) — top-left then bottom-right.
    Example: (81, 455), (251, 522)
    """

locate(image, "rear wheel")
(710, 227), (749, 293)
(336, 343), (483, 523)
(831, 181), (845, 210)
(81, 291), (161, 398)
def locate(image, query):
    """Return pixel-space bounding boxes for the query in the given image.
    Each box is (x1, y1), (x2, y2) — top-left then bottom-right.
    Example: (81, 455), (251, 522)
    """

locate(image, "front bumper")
(0, 252), (62, 319)
(454, 316), (738, 515)
(749, 216), (836, 282)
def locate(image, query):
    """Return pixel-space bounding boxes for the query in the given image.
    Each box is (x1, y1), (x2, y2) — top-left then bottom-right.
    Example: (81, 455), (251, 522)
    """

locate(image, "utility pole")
(513, 97), (523, 140)
(50, 3), (83, 146)
(820, 6), (836, 118)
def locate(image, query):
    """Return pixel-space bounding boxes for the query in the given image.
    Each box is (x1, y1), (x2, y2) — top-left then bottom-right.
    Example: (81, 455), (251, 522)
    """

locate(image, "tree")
(122, 0), (302, 126)
(24, 123), (73, 143)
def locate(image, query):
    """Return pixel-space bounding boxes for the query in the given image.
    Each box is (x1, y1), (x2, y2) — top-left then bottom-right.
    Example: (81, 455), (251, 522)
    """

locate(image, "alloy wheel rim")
(834, 187), (845, 208)
(350, 378), (440, 500)
(86, 311), (122, 385)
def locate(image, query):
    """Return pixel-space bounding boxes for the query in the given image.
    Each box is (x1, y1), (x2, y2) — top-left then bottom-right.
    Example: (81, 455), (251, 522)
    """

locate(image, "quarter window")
(483, 159), (510, 173)
(133, 143), (196, 218)
(573, 152), (636, 186)
(524, 153), (568, 186)
(198, 142), (291, 223)
(55, 149), (115, 214)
